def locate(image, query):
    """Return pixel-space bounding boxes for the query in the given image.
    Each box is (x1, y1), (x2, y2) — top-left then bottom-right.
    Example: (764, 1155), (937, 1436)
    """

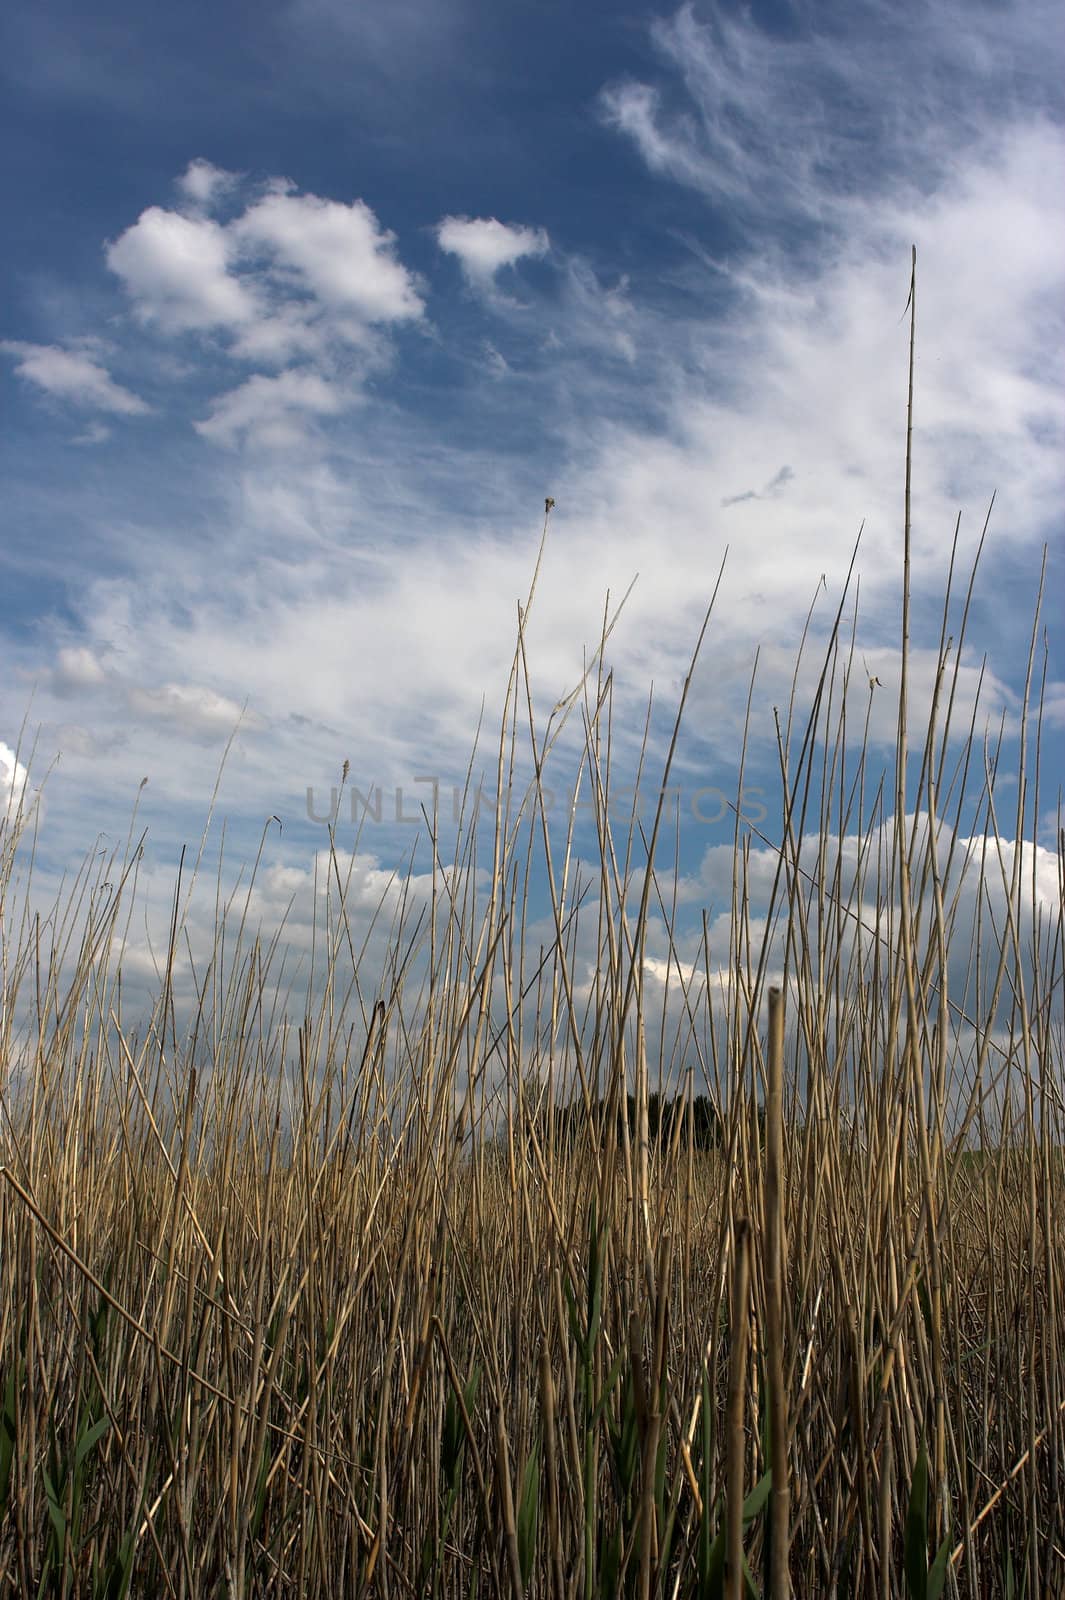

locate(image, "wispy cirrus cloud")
(599, 0), (1064, 225)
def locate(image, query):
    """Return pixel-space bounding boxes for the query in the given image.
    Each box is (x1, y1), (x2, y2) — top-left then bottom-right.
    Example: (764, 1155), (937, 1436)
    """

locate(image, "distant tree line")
(529, 1090), (724, 1151)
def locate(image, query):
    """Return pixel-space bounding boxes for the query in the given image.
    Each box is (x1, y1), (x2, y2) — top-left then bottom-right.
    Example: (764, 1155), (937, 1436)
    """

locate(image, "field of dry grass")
(1, 299), (1062, 1597)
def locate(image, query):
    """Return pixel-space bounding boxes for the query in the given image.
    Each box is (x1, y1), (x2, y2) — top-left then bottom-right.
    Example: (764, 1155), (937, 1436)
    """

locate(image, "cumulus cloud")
(107, 206), (258, 332)
(679, 815), (1060, 920)
(107, 176), (422, 348)
(675, 813), (1062, 1051)
(0, 740), (37, 834)
(1, 341), (149, 415)
(0, 741), (30, 803)
(101, 169), (425, 443)
(235, 189), (424, 320)
(436, 215), (549, 287)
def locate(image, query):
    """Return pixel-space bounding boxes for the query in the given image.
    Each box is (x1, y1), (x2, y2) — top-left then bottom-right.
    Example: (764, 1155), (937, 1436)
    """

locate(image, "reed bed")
(0, 299), (1062, 1597)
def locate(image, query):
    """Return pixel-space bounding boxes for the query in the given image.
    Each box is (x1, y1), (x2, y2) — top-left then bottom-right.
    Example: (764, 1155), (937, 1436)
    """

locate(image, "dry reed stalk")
(725, 1219), (751, 1600)
(878, 1420), (893, 1600)
(495, 1402), (524, 1600)
(539, 1335), (566, 1599)
(765, 986), (789, 1598)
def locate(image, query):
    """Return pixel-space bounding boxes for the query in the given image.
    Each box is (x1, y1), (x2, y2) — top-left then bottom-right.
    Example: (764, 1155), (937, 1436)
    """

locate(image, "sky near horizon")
(1, 0), (1063, 999)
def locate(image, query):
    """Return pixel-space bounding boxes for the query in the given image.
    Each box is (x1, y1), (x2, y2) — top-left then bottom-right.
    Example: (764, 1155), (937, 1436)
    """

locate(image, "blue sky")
(1, 0), (1063, 1001)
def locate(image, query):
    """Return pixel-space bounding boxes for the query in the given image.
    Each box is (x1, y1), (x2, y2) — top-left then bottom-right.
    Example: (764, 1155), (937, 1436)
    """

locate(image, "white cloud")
(176, 158), (239, 211)
(675, 815), (1062, 1050)
(600, 0), (1064, 223)
(674, 634), (1020, 763)
(235, 188), (424, 320)
(126, 682), (254, 736)
(194, 368), (353, 448)
(598, 82), (707, 190)
(1, 341), (149, 415)
(47, 646), (108, 695)
(536, 127), (1063, 753)
(0, 741), (29, 803)
(436, 215), (549, 287)
(104, 174), (422, 385)
(226, 301), (331, 365)
(0, 736), (40, 838)
(553, 259), (637, 362)
(106, 206), (259, 332)
(679, 816), (1061, 920)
